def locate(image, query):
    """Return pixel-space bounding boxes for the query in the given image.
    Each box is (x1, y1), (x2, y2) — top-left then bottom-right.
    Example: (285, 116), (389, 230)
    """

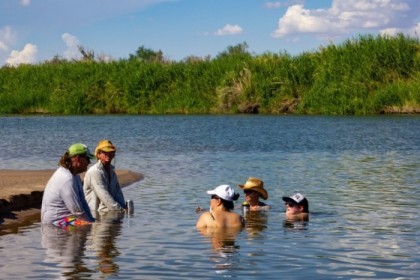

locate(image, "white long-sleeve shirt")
(41, 167), (95, 224)
(83, 161), (126, 213)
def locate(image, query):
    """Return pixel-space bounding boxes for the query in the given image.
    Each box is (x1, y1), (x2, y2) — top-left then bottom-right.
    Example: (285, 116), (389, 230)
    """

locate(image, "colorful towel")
(53, 216), (91, 228)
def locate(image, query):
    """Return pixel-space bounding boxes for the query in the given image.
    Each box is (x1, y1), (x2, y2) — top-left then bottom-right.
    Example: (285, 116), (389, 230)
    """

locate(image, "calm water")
(0, 115), (419, 279)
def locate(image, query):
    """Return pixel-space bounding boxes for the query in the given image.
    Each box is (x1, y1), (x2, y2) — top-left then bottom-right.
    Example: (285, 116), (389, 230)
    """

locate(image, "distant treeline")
(0, 34), (419, 115)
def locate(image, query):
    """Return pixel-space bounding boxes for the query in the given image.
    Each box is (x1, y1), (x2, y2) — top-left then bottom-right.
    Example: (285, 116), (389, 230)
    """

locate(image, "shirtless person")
(196, 184), (244, 228)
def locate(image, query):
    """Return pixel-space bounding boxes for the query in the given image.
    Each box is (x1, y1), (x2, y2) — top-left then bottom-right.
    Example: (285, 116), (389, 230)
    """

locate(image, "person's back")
(41, 166), (77, 223)
(196, 184), (244, 229)
(212, 210), (243, 228)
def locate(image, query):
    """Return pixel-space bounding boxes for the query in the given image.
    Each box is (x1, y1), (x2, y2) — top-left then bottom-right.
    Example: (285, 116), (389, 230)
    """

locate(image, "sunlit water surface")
(0, 115), (419, 279)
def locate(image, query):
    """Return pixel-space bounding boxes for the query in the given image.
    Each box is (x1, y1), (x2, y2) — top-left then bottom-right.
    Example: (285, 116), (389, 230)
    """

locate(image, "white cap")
(282, 192), (306, 204)
(207, 184), (235, 201)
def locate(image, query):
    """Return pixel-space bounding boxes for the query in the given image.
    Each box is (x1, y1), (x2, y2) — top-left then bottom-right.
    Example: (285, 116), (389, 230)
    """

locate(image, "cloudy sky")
(0, 0), (419, 66)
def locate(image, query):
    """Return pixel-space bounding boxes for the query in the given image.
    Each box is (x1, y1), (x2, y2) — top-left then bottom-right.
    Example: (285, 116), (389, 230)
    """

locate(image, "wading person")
(196, 184), (244, 228)
(41, 143), (95, 226)
(238, 177), (270, 211)
(84, 139), (126, 214)
(282, 192), (309, 221)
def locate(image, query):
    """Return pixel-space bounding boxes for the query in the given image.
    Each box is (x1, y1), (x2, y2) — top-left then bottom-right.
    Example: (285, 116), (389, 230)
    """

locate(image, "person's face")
(72, 154), (91, 173)
(285, 201), (303, 215)
(244, 189), (259, 202)
(98, 150), (115, 164)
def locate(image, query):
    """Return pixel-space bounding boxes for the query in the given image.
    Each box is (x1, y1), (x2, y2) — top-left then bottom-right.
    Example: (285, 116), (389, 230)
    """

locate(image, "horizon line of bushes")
(0, 33), (419, 115)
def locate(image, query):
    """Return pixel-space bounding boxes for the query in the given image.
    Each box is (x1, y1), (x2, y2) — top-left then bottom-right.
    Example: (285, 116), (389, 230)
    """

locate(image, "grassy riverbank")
(1, 34), (419, 115)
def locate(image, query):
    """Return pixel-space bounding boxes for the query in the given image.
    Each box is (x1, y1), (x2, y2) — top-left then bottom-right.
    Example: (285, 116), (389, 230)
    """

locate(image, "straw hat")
(238, 177), (268, 200)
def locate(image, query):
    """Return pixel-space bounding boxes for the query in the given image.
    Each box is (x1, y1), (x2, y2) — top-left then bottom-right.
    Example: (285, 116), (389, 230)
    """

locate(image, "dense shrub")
(0, 34), (418, 115)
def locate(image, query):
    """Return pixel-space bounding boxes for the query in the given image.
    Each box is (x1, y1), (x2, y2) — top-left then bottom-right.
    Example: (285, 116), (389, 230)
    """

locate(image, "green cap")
(68, 143), (95, 159)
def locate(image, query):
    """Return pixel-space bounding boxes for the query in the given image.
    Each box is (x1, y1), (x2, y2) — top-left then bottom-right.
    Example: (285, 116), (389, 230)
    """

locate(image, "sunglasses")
(211, 195), (220, 200)
(101, 151), (115, 155)
(285, 202), (297, 207)
(244, 190), (256, 195)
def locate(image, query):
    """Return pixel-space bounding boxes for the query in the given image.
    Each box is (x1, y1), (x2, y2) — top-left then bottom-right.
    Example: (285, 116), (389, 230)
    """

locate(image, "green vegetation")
(0, 34), (419, 115)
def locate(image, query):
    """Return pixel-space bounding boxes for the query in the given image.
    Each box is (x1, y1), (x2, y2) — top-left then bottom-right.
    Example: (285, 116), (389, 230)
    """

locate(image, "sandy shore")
(0, 169), (143, 231)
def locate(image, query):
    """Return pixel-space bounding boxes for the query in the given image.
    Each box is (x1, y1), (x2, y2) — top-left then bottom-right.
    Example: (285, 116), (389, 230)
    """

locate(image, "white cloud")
(264, 0), (303, 9)
(381, 23), (420, 37)
(265, 2), (282, 9)
(272, 5), (341, 37)
(215, 24), (243, 36)
(0, 26), (15, 52)
(62, 33), (80, 60)
(0, 42), (7, 52)
(19, 0), (31, 7)
(6, 43), (37, 66)
(379, 27), (402, 36)
(272, 0), (419, 38)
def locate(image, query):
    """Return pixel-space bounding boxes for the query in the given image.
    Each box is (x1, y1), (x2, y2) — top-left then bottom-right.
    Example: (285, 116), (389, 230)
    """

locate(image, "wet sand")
(0, 169), (143, 230)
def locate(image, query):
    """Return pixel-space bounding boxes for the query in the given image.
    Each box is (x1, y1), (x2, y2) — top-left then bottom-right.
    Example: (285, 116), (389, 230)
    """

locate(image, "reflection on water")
(89, 211), (124, 275)
(41, 211), (124, 278)
(243, 211), (268, 238)
(283, 217), (309, 230)
(0, 115), (419, 279)
(0, 210), (41, 236)
(196, 226), (241, 274)
(197, 226), (241, 252)
(41, 224), (92, 277)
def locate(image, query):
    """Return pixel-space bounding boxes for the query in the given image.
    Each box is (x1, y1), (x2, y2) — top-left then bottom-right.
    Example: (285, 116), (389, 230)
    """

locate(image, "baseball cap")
(207, 184), (236, 201)
(68, 143), (95, 159)
(282, 193), (307, 204)
(95, 139), (116, 157)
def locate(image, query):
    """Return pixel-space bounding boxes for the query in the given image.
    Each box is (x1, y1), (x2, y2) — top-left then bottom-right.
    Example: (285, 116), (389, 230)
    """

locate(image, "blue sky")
(1, 0), (419, 66)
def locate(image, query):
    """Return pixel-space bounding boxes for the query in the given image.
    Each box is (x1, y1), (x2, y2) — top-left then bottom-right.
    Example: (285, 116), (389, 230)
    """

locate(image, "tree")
(216, 42), (250, 58)
(129, 46), (165, 63)
(78, 45), (95, 61)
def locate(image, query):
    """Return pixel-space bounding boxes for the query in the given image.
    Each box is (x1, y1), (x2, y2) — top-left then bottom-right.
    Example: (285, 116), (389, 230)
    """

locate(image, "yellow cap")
(95, 140), (116, 158)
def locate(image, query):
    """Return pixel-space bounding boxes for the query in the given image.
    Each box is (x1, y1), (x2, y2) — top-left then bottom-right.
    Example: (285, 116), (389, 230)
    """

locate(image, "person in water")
(282, 192), (309, 221)
(196, 184), (244, 228)
(41, 143), (95, 226)
(238, 177), (270, 211)
(84, 139), (126, 214)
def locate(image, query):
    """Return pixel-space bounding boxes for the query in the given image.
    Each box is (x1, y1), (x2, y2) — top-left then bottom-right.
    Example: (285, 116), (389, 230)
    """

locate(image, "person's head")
(282, 193), (309, 215)
(207, 184), (240, 211)
(238, 177), (268, 202)
(59, 143), (94, 174)
(95, 139), (116, 164)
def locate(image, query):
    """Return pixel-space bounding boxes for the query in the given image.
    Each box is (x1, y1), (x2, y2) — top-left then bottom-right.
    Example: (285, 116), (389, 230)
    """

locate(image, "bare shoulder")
(196, 212), (212, 228)
(228, 211), (244, 227)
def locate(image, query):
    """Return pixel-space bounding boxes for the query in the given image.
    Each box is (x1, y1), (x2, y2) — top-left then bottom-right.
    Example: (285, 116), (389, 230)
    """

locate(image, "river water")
(0, 115), (419, 279)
